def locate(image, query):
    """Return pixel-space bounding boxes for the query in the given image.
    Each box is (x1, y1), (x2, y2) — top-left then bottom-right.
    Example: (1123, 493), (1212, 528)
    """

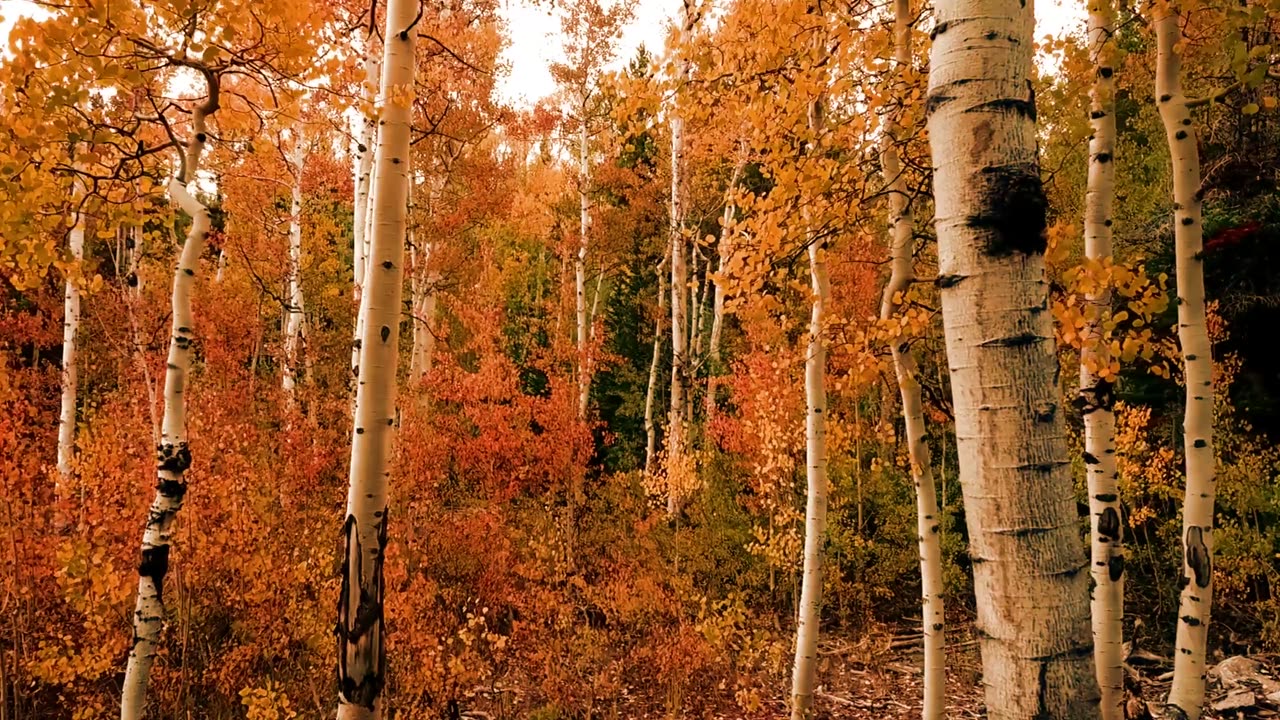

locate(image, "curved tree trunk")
(1156, 6), (1217, 718)
(335, 0), (415, 716)
(926, 0), (1098, 714)
(880, 2), (944, 717)
(120, 74), (219, 720)
(283, 140), (306, 413)
(1081, 0), (1124, 715)
(56, 188), (86, 497)
(790, 98), (830, 720)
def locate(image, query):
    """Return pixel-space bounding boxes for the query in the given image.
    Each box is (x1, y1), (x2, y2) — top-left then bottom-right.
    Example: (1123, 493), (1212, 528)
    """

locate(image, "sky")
(2, 0), (1085, 107)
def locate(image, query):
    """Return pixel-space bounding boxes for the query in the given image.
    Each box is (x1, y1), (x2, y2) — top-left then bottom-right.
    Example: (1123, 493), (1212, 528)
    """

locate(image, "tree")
(926, 0), (1098, 713)
(56, 180), (86, 498)
(335, 0), (416, 715)
(1080, 0), (1124, 714)
(1155, 3), (1217, 716)
(879, 1), (944, 716)
(282, 130), (309, 413)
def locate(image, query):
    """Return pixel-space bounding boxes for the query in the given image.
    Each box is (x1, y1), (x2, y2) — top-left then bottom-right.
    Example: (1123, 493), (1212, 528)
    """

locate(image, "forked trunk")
(926, 0), (1098, 714)
(335, 0), (415, 716)
(1081, 0), (1124, 715)
(880, 2), (944, 716)
(120, 74), (219, 720)
(1156, 5), (1217, 718)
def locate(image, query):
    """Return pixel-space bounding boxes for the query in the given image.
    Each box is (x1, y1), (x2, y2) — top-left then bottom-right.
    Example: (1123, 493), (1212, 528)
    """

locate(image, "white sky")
(2, 0), (1084, 107)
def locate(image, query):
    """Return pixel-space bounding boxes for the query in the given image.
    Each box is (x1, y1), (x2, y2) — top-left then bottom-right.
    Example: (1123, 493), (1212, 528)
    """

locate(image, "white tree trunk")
(351, 39), (380, 405)
(706, 151), (745, 420)
(576, 119), (591, 419)
(120, 77), (218, 720)
(1081, 1), (1124, 716)
(926, 0), (1098, 714)
(56, 189), (86, 496)
(791, 101), (830, 720)
(1157, 6), (1217, 718)
(666, 1), (695, 514)
(283, 140), (306, 412)
(336, 0), (414, 715)
(645, 255), (668, 473)
(880, 2), (944, 717)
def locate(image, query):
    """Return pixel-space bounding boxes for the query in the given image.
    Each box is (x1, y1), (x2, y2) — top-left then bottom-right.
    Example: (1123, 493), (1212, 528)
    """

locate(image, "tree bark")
(409, 175), (437, 385)
(351, 37), (381, 409)
(577, 118), (591, 419)
(880, 3), (944, 717)
(1156, 5), (1217, 717)
(335, 0), (414, 715)
(926, 0), (1098, 714)
(790, 99), (830, 720)
(645, 254), (668, 473)
(1081, 0), (1124, 715)
(666, 0), (695, 514)
(706, 148), (745, 419)
(56, 187), (85, 497)
(120, 72), (219, 720)
(283, 139), (306, 413)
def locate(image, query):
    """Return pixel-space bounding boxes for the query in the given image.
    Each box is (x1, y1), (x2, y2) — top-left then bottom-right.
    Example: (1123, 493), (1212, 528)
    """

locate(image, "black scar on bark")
(1108, 554), (1125, 582)
(138, 545), (170, 602)
(1180, 614), (1201, 627)
(966, 163), (1048, 257)
(157, 442), (192, 473)
(1186, 526), (1211, 588)
(380, 326), (391, 343)
(336, 509), (389, 709)
(1098, 507), (1121, 542)
(157, 478), (188, 501)
(1083, 451), (1100, 465)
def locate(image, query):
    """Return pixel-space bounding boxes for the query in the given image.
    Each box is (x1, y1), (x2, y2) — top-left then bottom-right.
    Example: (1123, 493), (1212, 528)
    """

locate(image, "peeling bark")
(926, 0), (1098, 714)
(1156, 4), (1217, 717)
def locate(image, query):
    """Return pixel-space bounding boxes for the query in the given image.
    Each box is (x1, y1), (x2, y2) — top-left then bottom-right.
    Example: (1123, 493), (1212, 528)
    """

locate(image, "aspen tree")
(351, 37), (381, 399)
(1155, 3), (1217, 717)
(645, 254), (668, 472)
(926, 0), (1098, 712)
(56, 184), (85, 496)
(705, 152), (744, 418)
(121, 71), (219, 720)
(790, 96), (830, 720)
(667, 0), (696, 513)
(577, 118), (592, 418)
(409, 173), (438, 385)
(879, 2), (944, 716)
(335, 0), (415, 714)
(1081, 0), (1124, 714)
(282, 137), (306, 412)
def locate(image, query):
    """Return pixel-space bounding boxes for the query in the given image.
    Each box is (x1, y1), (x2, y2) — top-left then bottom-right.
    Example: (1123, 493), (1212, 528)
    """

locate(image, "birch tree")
(880, 1), (944, 716)
(335, 0), (415, 714)
(1080, 0), (1124, 714)
(351, 35), (382, 401)
(121, 68), (219, 720)
(926, 0), (1097, 712)
(1155, 4), (1217, 716)
(56, 183), (86, 497)
(282, 134), (307, 412)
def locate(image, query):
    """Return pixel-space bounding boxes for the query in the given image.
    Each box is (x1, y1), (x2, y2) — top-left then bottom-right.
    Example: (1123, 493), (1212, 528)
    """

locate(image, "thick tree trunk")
(880, 3), (944, 717)
(790, 98), (830, 720)
(335, 0), (414, 716)
(1157, 6), (1217, 718)
(1081, 1), (1124, 716)
(120, 75), (219, 720)
(645, 255), (668, 473)
(577, 119), (591, 419)
(926, 0), (1098, 714)
(283, 141), (306, 412)
(56, 190), (85, 496)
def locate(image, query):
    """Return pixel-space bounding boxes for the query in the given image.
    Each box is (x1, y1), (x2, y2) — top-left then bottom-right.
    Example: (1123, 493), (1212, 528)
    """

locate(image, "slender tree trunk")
(335, 0), (414, 715)
(706, 150), (745, 418)
(351, 38), (380, 408)
(880, 3), (944, 717)
(667, 0), (695, 514)
(645, 255), (668, 473)
(576, 119), (591, 419)
(283, 141), (306, 413)
(56, 189), (85, 497)
(120, 75), (219, 720)
(1157, 5), (1217, 717)
(790, 99), (830, 720)
(926, 0), (1098, 713)
(1081, 0), (1124, 715)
